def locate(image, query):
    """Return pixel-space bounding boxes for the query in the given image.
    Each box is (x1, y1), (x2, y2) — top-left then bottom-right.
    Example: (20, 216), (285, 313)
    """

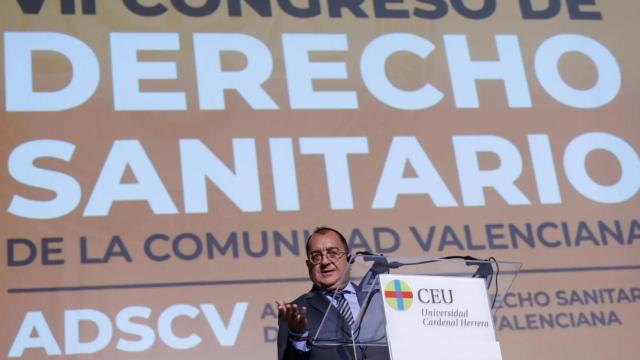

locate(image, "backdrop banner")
(1, 1), (638, 359)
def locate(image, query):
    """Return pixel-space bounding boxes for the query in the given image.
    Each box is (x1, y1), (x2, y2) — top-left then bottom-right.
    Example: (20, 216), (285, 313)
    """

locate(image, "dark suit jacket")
(277, 287), (389, 360)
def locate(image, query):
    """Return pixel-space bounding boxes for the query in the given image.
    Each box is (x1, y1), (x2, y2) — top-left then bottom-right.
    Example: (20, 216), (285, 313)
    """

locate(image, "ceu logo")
(384, 279), (414, 311)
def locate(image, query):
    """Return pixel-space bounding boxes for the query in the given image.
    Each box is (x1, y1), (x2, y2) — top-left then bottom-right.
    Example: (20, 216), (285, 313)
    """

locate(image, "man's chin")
(316, 279), (338, 290)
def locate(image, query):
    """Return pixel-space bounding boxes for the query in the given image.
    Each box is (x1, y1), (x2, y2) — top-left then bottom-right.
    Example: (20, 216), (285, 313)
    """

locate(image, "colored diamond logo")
(384, 279), (414, 311)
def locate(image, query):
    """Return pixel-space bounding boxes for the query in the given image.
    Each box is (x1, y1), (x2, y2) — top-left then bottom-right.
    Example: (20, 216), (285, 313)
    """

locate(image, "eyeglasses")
(308, 248), (346, 265)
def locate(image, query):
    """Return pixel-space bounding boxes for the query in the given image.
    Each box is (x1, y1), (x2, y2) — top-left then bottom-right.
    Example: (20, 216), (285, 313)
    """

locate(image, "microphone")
(355, 252), (390, 292)
(355, 253), (495, 290)
(441, 255), (494, 288)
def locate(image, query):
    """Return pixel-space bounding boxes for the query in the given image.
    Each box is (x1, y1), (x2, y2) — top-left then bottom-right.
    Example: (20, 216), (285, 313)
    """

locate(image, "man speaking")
(276, 227), (389, 360)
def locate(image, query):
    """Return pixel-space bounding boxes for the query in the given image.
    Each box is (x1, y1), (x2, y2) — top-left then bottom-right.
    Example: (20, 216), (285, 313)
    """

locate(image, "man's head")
(305, 227), (350, 291)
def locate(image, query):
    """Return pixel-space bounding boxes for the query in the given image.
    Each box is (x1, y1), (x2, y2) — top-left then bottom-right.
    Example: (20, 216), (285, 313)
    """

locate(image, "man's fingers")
(276, 302), (308, 328)
(290, 305), (302, 320)
(296, 307), (308, 326)
(284, 304), (297, 318)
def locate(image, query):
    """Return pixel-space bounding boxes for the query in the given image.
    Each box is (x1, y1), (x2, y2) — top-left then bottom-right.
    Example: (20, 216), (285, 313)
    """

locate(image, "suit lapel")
(305, 289), (354, 340)
(304, 290), (329, 315)
(304, 290), (330, 340)
(355, 286), (367, 307)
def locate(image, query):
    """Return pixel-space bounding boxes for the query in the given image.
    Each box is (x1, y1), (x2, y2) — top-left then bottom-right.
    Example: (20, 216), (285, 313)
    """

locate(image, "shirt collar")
(324, 282), (356, 296)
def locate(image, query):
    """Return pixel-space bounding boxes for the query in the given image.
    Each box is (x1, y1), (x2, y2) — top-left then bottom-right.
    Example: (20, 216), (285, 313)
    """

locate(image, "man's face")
(306, 231), (349, 291)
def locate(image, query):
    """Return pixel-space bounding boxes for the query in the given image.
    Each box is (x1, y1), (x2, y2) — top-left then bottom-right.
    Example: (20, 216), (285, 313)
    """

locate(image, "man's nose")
(320, 254), (332, 265)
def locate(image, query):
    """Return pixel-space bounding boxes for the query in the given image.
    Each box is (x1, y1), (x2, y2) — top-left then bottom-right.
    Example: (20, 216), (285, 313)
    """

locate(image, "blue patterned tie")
(334, 291), (355, 330)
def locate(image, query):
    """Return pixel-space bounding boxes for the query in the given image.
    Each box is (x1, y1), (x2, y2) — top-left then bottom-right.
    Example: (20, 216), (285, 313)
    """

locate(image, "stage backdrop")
(1, 1), (639, 359)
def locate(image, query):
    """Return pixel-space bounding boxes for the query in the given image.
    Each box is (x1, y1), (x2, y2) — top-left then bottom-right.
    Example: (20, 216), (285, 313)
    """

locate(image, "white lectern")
(312, 254), (522, 360)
